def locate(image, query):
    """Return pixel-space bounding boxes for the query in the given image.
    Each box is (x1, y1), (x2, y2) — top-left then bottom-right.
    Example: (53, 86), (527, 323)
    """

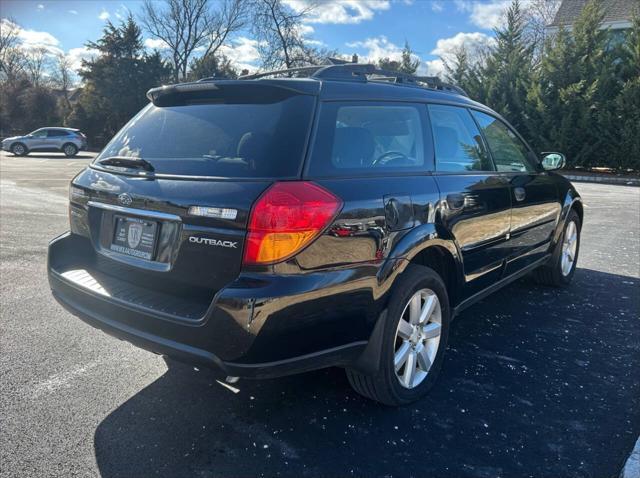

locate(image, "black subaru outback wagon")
(48, 63), (582, 406)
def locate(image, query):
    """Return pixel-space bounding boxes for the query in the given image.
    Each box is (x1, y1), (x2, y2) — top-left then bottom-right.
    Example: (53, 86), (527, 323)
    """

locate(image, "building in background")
(547, 0), (637, 43)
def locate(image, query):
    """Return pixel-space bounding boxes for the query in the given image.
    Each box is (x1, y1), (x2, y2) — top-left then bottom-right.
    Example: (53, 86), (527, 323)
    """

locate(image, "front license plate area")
(110, 215), (158, 261)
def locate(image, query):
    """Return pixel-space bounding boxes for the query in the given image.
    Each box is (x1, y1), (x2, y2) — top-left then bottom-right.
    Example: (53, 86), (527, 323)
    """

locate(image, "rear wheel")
(11, 143), (27, 156)
(63, 143), (78, 157)
(346, 264), (450, 406)
(534, 209), (581, 286)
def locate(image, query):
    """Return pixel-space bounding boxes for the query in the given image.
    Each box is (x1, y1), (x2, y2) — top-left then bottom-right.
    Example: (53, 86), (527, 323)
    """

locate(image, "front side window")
(30, 130), (47, 138)
(308, 102), (430, 176)
(428, 104), (493, 172)
(471, 111), (536, 173)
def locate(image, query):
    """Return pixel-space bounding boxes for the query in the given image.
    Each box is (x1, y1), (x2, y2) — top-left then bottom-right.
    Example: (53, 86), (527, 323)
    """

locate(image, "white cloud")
(297, 23), (315, 36)
(0, 19), (99, 76)
(218, 37), (265, 73)
(68, 9), (78, 15)
(66, 47), (99, 71)
(37, 4), (44, 10)
(305, 38), (327, 47)
(423, 59), (445, 77)
(431, 1), (444, 13)
(283, 0), (390, 24)
(346, 36), (403, 62)
(422, 31), (495, 77)
(430, 31), (494, 58)
(455, 0), (510, 29)
(144, 38), (169, 50)
(98, 9), (110, 21)
(1, 19), (63, 55)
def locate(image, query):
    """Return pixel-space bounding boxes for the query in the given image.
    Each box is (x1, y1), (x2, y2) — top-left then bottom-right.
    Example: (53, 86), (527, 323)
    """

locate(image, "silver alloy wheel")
(561, 220), (578, 276)
(394, 288), (442, 389)
(64, 144), (76, 156)
(13, 144), (25, 155)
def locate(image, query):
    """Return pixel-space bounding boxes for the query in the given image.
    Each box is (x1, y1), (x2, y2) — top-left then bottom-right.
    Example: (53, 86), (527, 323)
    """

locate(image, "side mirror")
(541, 152), (566, 171)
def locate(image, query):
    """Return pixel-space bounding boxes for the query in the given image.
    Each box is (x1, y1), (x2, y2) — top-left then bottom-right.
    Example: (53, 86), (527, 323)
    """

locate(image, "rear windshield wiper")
(96, 156), (155, 172)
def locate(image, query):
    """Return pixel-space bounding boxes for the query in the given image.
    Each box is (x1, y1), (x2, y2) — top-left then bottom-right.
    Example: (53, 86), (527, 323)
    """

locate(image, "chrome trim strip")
(87, 201), (182, 221)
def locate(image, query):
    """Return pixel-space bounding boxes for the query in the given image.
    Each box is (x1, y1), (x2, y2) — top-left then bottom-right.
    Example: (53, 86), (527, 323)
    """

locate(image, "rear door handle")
(514, 187), (526, 202)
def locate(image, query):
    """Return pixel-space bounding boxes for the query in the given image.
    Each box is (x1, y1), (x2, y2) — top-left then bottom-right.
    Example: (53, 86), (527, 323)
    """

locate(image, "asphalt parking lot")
(1, 151), (638, 478)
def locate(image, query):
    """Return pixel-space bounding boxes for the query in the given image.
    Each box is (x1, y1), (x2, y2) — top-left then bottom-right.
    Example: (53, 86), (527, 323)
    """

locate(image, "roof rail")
(237, 63), (468, 97)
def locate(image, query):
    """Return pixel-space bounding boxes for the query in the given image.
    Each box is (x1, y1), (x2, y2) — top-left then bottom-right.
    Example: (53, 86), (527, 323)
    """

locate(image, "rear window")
(428, 104), (493, 172)
(307, 102), (431, 177)
(96, 95), (315, 178)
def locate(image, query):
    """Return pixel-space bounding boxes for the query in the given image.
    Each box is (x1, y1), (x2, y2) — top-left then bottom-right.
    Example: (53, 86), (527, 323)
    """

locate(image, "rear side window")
(428, 104), (493, 172)
(470, 111), (536, 173)
(47, 130), (68, 137)
(97, 95), (315, 178)
(307, 102), (431, 177)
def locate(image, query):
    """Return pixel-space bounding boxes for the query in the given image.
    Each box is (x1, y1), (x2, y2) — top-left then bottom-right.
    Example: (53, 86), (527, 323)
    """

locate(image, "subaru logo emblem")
(118, 193), (133, 206)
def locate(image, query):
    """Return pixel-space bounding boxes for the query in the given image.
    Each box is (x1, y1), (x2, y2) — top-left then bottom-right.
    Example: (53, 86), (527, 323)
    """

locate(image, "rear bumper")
(48, 232), (377, 378)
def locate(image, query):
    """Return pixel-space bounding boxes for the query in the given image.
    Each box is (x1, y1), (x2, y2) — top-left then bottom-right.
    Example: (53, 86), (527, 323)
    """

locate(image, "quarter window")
(308, 102), (430, 176)
(428, 104), (493, 172)
(471, 111), (535, 173)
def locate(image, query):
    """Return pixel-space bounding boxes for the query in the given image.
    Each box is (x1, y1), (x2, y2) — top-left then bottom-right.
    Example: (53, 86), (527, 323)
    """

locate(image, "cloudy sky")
(1, 0), (520, 77)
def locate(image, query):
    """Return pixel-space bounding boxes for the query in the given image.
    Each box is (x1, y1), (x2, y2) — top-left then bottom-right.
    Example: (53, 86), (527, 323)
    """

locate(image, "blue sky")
(1, 0), (516, 77)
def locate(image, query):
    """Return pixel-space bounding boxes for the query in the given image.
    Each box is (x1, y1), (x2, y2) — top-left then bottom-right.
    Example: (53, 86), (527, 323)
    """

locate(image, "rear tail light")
(243, 181), (342, 265)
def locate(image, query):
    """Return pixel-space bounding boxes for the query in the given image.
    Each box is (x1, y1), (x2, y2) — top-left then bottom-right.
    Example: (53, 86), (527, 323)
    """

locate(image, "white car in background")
(2, 127), (87, 157)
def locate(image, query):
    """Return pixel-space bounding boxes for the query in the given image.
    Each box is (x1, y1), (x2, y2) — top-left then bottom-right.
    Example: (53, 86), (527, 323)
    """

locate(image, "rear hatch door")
(73, 80), (317, 295)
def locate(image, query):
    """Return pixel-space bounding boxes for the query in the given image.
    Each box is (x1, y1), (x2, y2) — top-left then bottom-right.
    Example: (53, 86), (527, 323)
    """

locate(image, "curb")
(562, 174), (640, 187)
(621, 436), (640, 478)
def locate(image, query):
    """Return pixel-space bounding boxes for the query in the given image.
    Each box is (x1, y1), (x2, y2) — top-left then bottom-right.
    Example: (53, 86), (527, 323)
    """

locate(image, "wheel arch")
(11, 141), (28, 152)
(355, 225), (463, 377)
(408, 245), (459, 308)
(554, 188), (583, 244)
(377, 224), (463, 309)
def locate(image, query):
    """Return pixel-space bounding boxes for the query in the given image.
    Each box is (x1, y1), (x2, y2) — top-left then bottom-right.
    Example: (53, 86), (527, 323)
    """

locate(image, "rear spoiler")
(146, 80), (319, 106)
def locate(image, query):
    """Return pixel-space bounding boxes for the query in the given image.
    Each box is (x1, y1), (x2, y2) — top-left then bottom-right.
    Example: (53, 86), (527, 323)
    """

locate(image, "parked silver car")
(2, 127), (87, 157)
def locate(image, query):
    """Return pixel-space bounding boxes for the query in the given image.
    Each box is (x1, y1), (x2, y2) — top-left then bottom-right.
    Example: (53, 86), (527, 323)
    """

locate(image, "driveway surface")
(1, 151), (638, 478)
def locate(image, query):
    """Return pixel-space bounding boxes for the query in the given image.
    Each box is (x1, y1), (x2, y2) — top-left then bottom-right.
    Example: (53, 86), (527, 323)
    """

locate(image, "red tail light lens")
(243, 181), (342, 265)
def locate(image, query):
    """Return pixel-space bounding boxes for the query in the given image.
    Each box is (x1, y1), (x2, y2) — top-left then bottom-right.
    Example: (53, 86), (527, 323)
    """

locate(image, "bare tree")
(24, 47), (50, 88)
(0, 18), (25, 84)
(140, 0), (246, 82)
(53, 53), (74, 115)
(251, 0), (318, 70)
(523, 0), (562, 62)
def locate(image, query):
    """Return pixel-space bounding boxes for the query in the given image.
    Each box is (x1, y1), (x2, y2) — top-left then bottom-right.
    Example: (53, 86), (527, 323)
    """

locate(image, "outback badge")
(189, 236), (238, 248)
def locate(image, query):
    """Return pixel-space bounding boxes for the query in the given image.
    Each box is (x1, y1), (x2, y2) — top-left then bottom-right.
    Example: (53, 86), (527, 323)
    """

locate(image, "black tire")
(11, 143), (28, 156)
(346, 263), (450, 406)
(534, 209), (581, 286)
(62, 143), (78, 157)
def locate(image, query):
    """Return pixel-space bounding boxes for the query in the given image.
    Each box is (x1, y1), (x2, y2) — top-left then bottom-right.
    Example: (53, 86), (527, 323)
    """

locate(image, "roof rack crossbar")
(237, 63), (468, 97)
(240, 66), (325, 80)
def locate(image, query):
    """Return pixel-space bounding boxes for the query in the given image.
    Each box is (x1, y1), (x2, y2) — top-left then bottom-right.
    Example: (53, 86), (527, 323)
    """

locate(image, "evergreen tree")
(442, 46), (485, 99)
(479, 0), (534, 138)
(188, 53), (239, 81)
(74, 15), (170, 145)
(610, 15), (640, 171)
(528, 0), (609, 167)
(378, 42), (419, 75)
(399, 41), (420, 75)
